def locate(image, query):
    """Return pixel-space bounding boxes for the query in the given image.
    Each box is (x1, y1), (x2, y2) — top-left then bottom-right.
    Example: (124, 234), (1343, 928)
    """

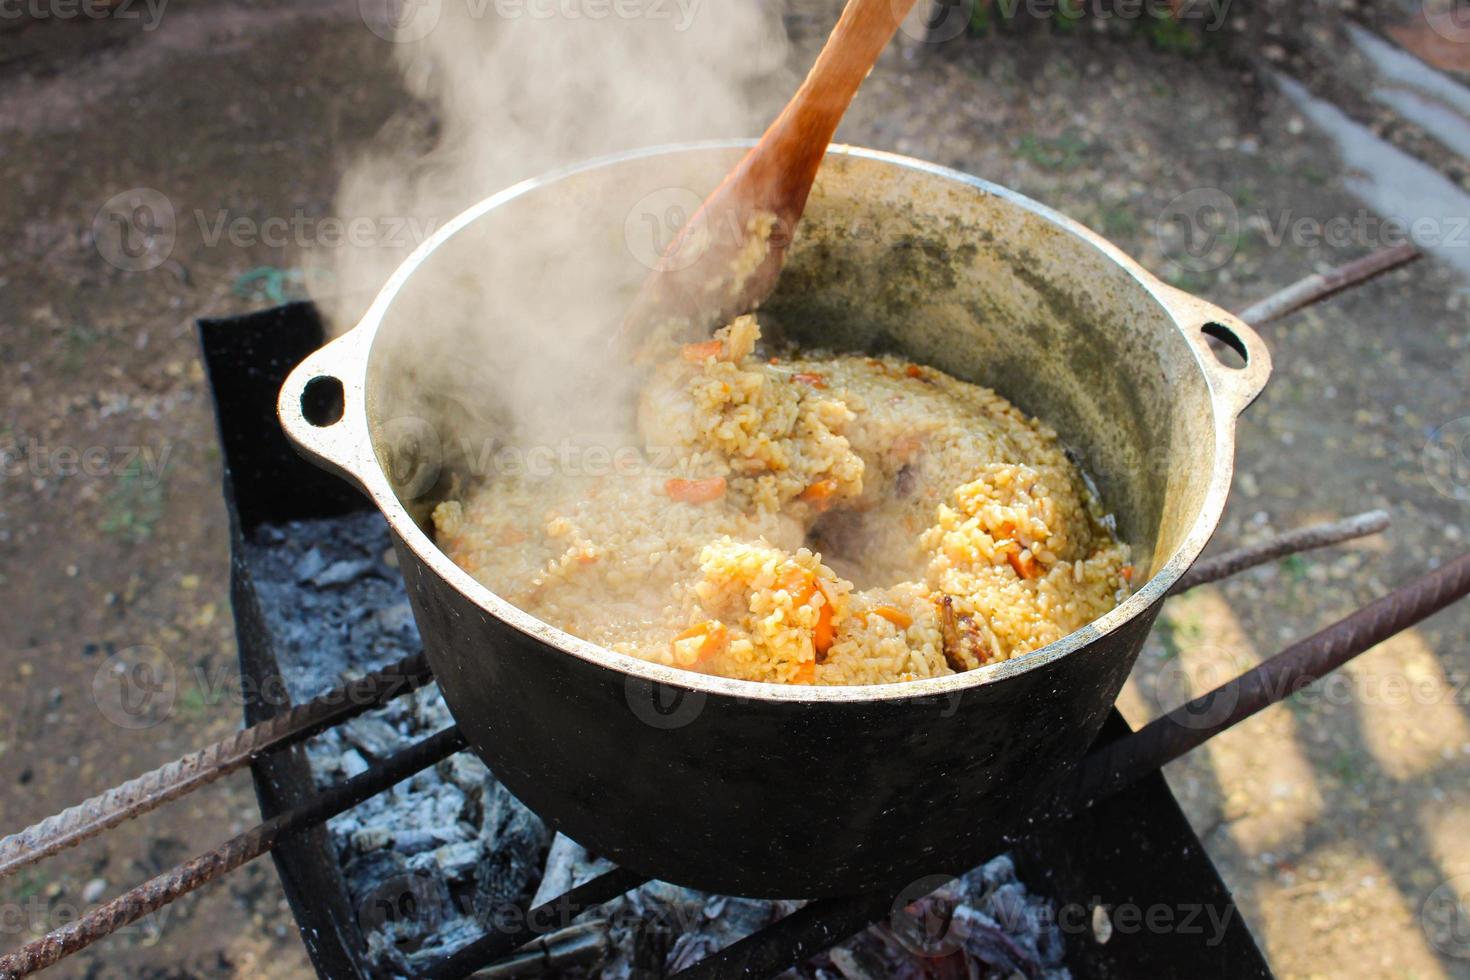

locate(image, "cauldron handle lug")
(277, 327), (376, 493)
(1155, 283), (1273, 418)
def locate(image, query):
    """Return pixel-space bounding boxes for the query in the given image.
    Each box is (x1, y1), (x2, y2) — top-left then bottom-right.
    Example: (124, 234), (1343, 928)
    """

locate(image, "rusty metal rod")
(1071, 551), (1470, 811)
(423, 866), (650, 980)
(0, 651), (433, 881)
(0, 726), (465, 979)
(1169, 509), (1391, 595)
(1234, 243), (1420, 325)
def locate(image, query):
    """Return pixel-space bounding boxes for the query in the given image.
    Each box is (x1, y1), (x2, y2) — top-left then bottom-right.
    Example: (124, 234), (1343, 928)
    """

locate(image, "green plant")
(1014, 131), (1091, 172)
(1052, 0), (1083, 33)
(101, 457), (166, 542)
(1280, 554), (1309, 584)
(1144, 12), (1199, 54)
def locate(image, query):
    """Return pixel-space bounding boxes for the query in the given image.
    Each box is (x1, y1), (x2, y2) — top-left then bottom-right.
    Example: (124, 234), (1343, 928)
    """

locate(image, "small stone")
(81, 878), (107, 904)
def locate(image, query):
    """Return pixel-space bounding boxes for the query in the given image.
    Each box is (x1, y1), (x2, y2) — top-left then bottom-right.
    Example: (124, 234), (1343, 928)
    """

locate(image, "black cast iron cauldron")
(277, 143), (1270, 897)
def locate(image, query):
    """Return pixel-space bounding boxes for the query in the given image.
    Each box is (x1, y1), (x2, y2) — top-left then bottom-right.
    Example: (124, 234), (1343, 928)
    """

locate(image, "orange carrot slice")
(870, 605), (912, 629)
(665, 477), (726, 504)
(680, 339), (723, 363)
(1007, 549), (1040, 580)
(671, 620), (728, 667)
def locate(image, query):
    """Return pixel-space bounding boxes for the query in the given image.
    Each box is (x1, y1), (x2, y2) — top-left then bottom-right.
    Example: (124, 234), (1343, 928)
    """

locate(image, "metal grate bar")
(0, 726), (465, 978)
(0, 652), (433, 881)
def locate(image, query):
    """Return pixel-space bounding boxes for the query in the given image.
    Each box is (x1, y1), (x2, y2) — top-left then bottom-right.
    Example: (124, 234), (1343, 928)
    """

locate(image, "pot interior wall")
(365, 147), (1218, 590)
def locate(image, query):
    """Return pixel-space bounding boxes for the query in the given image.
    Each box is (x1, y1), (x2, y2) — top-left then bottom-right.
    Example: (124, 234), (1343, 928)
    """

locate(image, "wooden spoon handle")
(617, 0), (919, 356)
(748, 0), (921, 223)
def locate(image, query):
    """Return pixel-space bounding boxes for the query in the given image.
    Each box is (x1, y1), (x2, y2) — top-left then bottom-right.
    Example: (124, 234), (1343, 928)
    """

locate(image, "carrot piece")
(671, 620), (728, 667)
(680, 339), (723, 363)
(905, 364), (924, 379)
(780, 567), (835, 660)
(793, 661), (815, 685)
(665, 477), (726, 504)
(813, 597), (834, 659)
(1120, 565), (1135, 583)
(871, 605), (912, 629)
(1007, 549), (1040, 580)
(792, 372), (828, 389)
(798, 478), (838, 511)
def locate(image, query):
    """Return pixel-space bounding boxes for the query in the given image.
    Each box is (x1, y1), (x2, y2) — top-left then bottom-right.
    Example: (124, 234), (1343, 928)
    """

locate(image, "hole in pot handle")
(1158, 284), (1272, 418)
(1201, 322), (1249, 370)
(1194, 315), (1271, 417)
(300, 375), (345, 427)
(277, 332), (374, 490)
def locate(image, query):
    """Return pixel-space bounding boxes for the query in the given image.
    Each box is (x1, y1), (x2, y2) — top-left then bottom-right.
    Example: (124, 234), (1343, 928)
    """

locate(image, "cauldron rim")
(279, 140), (1269, 706)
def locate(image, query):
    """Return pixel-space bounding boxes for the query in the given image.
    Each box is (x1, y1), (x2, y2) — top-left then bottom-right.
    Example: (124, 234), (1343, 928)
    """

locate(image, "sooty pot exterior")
(279, 143), (1269, 897)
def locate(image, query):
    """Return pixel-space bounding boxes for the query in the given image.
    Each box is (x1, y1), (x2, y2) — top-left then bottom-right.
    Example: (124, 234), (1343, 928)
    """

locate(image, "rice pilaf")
(433, 315), (1130, 685)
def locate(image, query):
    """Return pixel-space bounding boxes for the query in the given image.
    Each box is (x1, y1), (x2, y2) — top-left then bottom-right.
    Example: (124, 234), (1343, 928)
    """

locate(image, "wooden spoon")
(616, 0), (921, 357)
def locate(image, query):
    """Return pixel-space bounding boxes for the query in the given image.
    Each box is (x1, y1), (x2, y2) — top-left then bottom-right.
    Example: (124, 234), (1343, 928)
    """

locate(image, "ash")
(245, 513), (1069, 979)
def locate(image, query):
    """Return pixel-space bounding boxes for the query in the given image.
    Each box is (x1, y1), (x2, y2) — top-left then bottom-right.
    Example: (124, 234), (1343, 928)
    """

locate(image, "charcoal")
(441, 754), (491, 795)
(401, 913), (487, 973)
(292, 547), (327, 583)
(351, 826), (394, 852)
(371, 602), (418, 635)
(341, 749), (370, 778)
(343, 716), (406, 760)
(391, 828), (456, 856)
(413, 685), (454, 730)
(952, 906), (1041, 980)
(473, 780), (552, 923)
(531, 835), (616, 908)
(346, 849), (452, 952)
(362, 930), (413, 978)
(409, 840), (482, 883)
(665, 895), (778, 971)
(311, 558), (379, 588)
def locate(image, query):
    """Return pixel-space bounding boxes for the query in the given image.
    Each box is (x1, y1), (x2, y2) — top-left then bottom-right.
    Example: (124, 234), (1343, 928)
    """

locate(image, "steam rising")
(311, 0), (794, 334)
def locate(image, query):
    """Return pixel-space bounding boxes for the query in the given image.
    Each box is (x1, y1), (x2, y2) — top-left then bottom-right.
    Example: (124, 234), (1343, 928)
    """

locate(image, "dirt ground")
(2, 2), (1468, 978)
